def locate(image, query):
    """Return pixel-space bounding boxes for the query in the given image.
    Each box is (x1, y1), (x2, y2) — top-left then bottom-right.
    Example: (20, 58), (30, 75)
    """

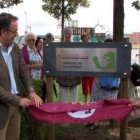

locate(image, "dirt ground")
(55, 110), (140, 140)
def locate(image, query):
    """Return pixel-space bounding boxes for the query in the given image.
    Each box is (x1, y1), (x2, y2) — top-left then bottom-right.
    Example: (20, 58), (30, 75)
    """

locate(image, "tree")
(113, 0), (124, 42)
(132, 0), (140, 10)
(0, 0), (23, 8)
(42, 0), (90, 41)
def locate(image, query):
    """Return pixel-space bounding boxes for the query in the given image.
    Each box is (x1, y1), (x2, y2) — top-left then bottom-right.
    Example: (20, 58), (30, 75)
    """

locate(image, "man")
(0, 13), (43, 140)
(43, 32), (58, 100)
(45, 33), (54, 43)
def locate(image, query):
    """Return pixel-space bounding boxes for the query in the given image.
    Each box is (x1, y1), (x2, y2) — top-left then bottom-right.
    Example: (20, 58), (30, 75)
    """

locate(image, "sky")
(1, 0), (140, 36)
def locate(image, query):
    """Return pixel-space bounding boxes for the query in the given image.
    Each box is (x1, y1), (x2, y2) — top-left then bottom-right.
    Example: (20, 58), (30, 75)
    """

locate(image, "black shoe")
(90, 124), (99, 130)
(84, 123), (93, 127)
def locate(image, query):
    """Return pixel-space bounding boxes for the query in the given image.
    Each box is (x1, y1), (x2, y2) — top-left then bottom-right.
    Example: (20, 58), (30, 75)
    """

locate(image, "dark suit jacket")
(0, 43), (35, 129)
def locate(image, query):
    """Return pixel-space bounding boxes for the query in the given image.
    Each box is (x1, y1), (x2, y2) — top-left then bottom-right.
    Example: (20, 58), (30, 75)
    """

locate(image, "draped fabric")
(27, 99), (133, 124)
(21, 45), (30, 64)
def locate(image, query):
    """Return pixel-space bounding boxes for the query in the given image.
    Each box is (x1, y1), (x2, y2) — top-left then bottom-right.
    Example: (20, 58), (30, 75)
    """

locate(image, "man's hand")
(19, 98), (32, 108)
(29, 92), (43, 107)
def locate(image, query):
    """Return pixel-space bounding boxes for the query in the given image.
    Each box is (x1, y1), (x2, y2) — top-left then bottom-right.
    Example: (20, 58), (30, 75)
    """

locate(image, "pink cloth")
(27, 99), (133, 124)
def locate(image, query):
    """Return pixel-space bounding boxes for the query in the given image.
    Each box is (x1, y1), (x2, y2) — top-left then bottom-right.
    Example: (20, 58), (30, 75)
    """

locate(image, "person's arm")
(0, 86), (21, 105)
(0, 86), (32, 108)
(18, 46), (43, 107)
(27, 63), (43, 70)
(29, 92), (43, 107)
(130, 99), (140, 108)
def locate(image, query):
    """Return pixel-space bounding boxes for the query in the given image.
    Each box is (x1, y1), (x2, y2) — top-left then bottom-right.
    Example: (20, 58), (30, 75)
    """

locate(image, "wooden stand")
(46, 76), (55, 140)
(119, 78), (128, 140)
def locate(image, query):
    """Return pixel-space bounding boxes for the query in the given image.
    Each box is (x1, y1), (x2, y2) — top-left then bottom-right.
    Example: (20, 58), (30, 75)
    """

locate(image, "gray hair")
(24, 32), (37, 42)
(63, 27), (72, 34)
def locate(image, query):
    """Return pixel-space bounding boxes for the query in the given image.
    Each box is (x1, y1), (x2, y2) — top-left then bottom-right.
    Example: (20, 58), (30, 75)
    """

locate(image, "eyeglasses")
(6, 29), (18, 36)
(28, 39), (35, 42)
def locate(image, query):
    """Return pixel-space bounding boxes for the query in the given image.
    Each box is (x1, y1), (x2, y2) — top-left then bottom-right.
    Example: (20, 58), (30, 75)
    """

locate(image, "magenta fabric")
(27, 99), (133, 124)
(21, 45), (30, 64)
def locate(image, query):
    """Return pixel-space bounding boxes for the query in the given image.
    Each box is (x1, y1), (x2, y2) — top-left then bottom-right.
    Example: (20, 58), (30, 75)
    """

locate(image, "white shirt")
(0, 43), (19, 95)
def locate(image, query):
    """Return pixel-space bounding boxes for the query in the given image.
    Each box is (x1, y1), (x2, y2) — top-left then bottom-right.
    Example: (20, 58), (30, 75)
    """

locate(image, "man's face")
(46, 36), (54, 43)
(1, 21), (18, 47)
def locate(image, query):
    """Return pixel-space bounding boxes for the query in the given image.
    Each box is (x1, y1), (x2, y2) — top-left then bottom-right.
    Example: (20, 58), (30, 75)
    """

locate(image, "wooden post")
(119, 78), (128, 140)
(113, 0), (127, 139)
(45, 76), (55, 140)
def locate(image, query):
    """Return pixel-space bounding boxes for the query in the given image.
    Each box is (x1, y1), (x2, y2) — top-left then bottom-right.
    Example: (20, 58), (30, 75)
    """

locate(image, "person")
(130, 99), (140, 107)
(42, 32), (58, 101)
(81, 32), (95, 103)
(56, 28), (81, 102)
(128, 63), (140, 101)
(45, 33), (54, 43)
(89, 38), (120, 130)
(22, 32), (43, 80)
(35, 36), (44, 58)
(0, 12), (43, 140)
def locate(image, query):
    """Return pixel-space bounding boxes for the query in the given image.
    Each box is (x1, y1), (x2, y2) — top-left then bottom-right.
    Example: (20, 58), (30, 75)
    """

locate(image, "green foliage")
(0, 0), (23, 8)
(42, 0), (90, 41)
(33, 79), (43, 95)
(132, 0), (140, 10)
(42, 0), (90, 20)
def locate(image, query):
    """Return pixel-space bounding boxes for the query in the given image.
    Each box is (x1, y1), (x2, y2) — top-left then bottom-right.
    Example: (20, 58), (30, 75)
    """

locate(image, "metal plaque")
(43, 42), (131, 78)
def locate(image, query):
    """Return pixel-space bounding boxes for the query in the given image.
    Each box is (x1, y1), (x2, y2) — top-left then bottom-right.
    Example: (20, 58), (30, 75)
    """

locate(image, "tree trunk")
(113, 0), (124, 42)
(113, 1), (127, 140)
(61, 0), (65, 42)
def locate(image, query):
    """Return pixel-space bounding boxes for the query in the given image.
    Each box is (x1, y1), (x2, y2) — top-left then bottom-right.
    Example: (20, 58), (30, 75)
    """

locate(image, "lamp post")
(94, 23), (99, 33)
(93, 22), (107, 42)
(24, 11), (27, 33)
(61, 0), (68, 42)
(27, 26), (31, 32)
